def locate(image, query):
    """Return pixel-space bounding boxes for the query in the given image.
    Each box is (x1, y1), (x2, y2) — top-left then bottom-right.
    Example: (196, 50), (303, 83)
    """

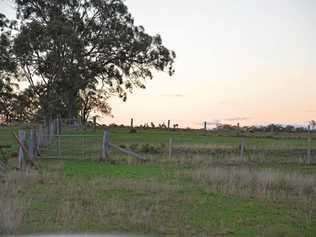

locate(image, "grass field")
(65, 127), (316, 148)
(2, 126), (316, 149)
(1, 126), (316, 236)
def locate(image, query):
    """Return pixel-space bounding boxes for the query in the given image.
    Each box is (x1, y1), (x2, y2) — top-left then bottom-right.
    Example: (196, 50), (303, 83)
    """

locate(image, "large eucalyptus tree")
(13, 0), (176, 121)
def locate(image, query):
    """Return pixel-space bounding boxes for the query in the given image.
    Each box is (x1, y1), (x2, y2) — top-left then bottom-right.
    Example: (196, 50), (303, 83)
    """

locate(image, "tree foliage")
(11, 0), (176, 122)
(0, 13), (19, 122)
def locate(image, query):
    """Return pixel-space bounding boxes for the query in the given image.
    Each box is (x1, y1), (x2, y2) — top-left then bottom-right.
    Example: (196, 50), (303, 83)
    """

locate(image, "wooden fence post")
(28, 129), (34, 161)
(130, 118), (134, 128)
(57, 135), (61, 158)
(93, 116), (97, 132)
(46, 125), (50, 146)
(307, 125), (311, 164)
(49, 120), (55, 143)
(240, 138), (245, 161)
(169, 138), (173, 159)
(168, 120), (171, 130)
(101, 130), (109, 161)
(55, 119), (59, 134)
(18, 130), (25, 169)
(33, 129), (39, 157)
(237, 123), (240, 136)
(37, 126), (43, 150)
(204, 122), (207, 131)
(58, 115), (62, 134)
(42, 126), (48, 147)
(35, 128), (41, 157)
(56, 118), (60, 135)
(13, 132), (39, 169)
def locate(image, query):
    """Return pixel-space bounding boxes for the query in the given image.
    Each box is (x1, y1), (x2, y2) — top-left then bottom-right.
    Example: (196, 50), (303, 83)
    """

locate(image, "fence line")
(15, 127), (145, 162)
(12, 121), (315, 165)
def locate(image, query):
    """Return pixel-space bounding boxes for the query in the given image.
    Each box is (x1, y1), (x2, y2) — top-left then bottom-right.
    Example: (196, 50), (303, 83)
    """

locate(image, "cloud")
(224, 117), (251, 122)
(161, 94), (185, 98)
(196, 117), (251, 127)
(305, 110), (316, 113)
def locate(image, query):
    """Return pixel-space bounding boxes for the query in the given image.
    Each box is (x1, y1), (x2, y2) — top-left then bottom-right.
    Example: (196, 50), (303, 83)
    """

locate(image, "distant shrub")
(159, 143), (166, 150)
(140, 144), (159, 153)
(108, 123), (118, 128)
(129, 144), (139, 151)
(129, 128), (137, 133)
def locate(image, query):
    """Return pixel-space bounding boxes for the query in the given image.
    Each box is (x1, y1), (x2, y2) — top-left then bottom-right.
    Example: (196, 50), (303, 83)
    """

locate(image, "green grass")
(0, 126), (20, 159)
(64, 161), (178, 182)
(0, 126), (19, 144)
(15, 160), (314, 236)
(62, 127), (316, 149)
(1, 126), (316, 236)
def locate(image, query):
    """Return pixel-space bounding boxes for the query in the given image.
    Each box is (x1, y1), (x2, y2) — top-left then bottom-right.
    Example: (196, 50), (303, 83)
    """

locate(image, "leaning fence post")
(169, 138), (173, 159)
(307, 125), (311, 164)
(240, 138), (245, 161)
(101, 130), (109, 161)
(18, 130), (25, 169)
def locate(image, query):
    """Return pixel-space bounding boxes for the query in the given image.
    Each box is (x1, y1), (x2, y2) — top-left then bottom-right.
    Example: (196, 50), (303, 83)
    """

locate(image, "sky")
(1, 0), (316, 128)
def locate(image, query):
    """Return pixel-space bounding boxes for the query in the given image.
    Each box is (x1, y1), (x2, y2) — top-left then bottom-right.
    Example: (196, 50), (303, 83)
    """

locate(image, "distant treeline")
(215, 123), (313, 133)
(103, 122), (315, 134)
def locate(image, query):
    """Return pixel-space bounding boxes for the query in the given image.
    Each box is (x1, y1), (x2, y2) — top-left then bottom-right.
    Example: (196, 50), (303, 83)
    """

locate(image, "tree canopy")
(0, 13), (19, 122)
(0, 0), (176, 123)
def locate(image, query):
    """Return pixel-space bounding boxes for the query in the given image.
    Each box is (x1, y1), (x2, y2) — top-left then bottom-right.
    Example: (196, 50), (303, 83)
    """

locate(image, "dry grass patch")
(192, 166), (316, 203)
(0, 169), (41, 235)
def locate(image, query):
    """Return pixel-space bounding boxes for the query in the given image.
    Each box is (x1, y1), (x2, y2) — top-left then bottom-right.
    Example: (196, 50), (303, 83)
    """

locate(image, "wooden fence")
(14, 125), (144, 164)
(15, 118), (61, 169)
(12, 122), (315, 167)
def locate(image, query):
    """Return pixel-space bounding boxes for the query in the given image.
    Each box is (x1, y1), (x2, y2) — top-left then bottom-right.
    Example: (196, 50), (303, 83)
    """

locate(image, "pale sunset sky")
(1, 0), (315, 128)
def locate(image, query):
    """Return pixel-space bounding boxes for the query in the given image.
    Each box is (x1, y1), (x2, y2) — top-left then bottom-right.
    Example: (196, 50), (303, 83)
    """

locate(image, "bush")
(159, 143), (166, 150)
(140, 144), (159, 153)
(129, 144), (139, 151)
